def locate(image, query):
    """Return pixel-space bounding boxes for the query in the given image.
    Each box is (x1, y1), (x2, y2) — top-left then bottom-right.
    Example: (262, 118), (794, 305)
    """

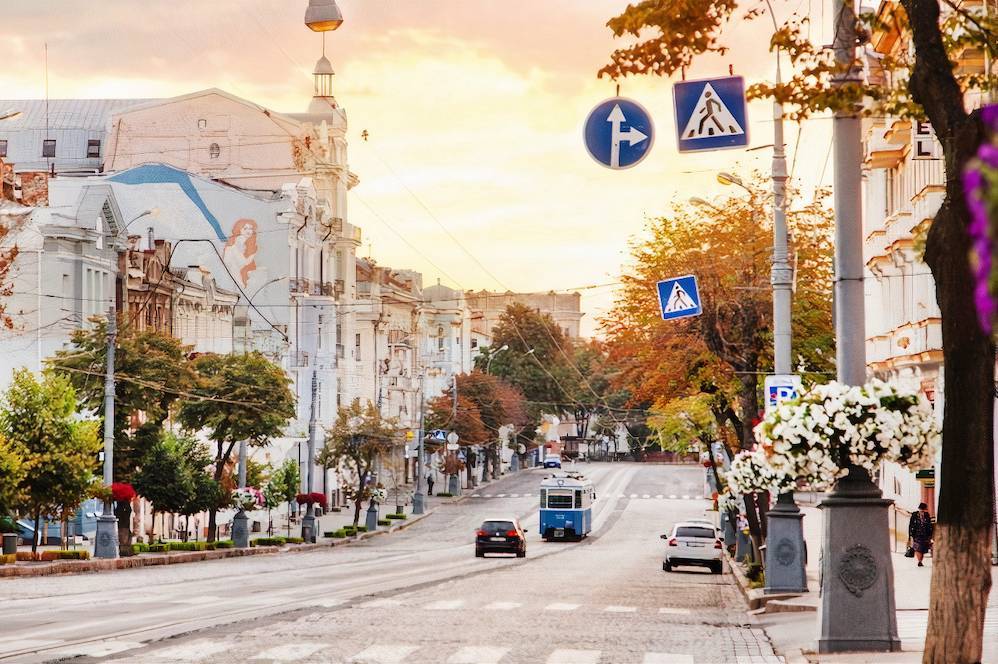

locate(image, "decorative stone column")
(817, 466), (900, 653)
(764, 491), (808, 594)
(365, 500), (379, 532)
(232, 509), (250, 548)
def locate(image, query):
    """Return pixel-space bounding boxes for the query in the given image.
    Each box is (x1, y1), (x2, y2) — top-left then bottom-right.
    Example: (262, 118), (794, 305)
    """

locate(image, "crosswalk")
(125, 639), (783, 663)
(469, 493), (707, 501)
(333, 596), (696, 616)
(896, 609), (998, 641)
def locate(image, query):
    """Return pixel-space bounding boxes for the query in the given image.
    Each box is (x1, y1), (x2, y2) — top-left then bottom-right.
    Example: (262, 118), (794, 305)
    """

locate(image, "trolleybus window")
(574, 490), (582, 508)
(547, 493), (574, 508)
(539, 489), (547, 508)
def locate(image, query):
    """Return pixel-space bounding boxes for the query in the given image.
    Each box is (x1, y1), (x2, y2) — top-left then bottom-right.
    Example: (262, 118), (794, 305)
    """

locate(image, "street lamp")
(0, 110), (22, 122)
(689, 197), (722, 212)
(485, 344), (509, 374)
(305, 0), (344, 31)
(94, 206), (161, 560)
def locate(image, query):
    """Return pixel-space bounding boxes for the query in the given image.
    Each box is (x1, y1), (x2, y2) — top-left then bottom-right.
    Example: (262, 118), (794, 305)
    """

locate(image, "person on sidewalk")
(908, 502), (934, 567)
(426, 474), (435, 496)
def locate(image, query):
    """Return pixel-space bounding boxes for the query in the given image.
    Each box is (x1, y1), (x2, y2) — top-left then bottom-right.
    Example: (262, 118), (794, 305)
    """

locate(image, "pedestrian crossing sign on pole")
(673, 76), (749, 153)
(656, 275), (702, 321)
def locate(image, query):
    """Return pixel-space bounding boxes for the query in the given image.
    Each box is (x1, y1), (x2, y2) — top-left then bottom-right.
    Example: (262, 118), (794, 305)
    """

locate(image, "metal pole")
(94, 306), (119, 559)
(237, 441), (248, 488)
(301, 370), (319, 543)
(771, 70), (792, 375)
(412, 375), (426, 514)
(818, 0), (899, 652)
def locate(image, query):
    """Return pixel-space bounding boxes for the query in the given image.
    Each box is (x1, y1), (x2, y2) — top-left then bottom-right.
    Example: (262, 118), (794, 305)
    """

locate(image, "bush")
(148, 543), (171, 553)
(40, 550), (90, 561)
(285, 536), (305, 544)
(0, 515), (19, 533)
(170, 541), (207, 552)
(215, 540), (235, 549)
(327, 529), (347, 538)
(377, 519), (390, 526)
(356, 525), (368, 532)
(0, 553), (15, 565)
(131, 543), (150, 554)
(386, 513), (407, 520)
(251, 536), (286, 547)
(435, 492), (454, 498)
(343, 526), (357, 535)
(205, 542), (216, 551)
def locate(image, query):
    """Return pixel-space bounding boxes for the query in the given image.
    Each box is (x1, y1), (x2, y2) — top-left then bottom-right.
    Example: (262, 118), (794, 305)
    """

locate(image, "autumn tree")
(324, 400), (398, 527)
(50, 322), (195, 481)
(601, 2), (995, 659)
(176, 351), (295, 541)
(0, 370), (100, 551)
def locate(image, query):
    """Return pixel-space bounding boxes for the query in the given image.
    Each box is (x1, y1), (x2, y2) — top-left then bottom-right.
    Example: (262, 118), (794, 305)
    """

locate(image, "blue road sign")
(583, 97), (654, 169)
(656, 275), (702, 321)
(673, 76), (749, 153)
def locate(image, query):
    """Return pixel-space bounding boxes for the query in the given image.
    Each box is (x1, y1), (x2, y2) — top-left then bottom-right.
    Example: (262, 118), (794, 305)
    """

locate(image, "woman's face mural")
(223, 218), (259, 287)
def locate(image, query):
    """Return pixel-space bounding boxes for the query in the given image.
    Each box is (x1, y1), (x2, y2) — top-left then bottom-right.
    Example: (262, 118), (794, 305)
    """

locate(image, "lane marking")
(252, 644), (326, 661)
(641, 494), (650, 499)
(669, 494), (677, 499)
(471, 494), (481, 498)
(448, 646), (509, 663)
(424, 599), (465, 610)
(496, 494), (507, 498)
(483, 494), (493, 498)
(604, 605), (637, 613)
(361, 599), (403, 608)
(483, 601), (521, 610)
(644, 654), (695, 664)
(349, 644), (419, 663)
(544, 602), (580, 611)
(144, 640), (234, 662)
(509, 493), (520, 498)
(310, 597), (346, 608)
(655, 494), (663, 499)
(629, 493), (638, 498)
(659, 607), (692, 615)
(682, 495), (691, 499)
(548, 649), (601, 664)
(51, 640), (142, 658)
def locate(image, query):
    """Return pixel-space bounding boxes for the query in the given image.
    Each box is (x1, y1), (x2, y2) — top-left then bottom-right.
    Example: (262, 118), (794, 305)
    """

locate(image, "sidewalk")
(749, 505), (998, 663)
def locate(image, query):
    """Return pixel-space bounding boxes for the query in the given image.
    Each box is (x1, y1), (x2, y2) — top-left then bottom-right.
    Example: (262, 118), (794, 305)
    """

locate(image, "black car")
(475, 517), (527, 558)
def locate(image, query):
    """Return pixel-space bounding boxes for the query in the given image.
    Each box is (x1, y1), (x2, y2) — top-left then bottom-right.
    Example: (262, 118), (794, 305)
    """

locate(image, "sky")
(0, 0), (836, 336)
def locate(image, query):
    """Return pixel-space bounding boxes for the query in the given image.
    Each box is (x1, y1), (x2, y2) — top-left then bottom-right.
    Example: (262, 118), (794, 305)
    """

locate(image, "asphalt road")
(0, 463), (781, 664)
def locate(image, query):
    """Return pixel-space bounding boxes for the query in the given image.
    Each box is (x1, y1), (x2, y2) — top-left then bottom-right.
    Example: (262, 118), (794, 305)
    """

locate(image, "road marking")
(424, 599), (465, 610)
(311, 597), (346, 607)
(52, 640), (142, 658)
(483, 494), (493, 498)
(349, 645), (419, 663)
(641, 494), (650, 498)
(682, 495), (691, 499)
(471, 494), (481, 498)
(643, 654), (695, 664)
(145, 640), (233, 662)
(548, 648), (600, 664)
(630, 493), (638, 498)
(669, 494), (677, 499)
(544, 602), (580, 611)
(496, 494), (507, 498)
(509, 493), (519, 497)
(617, 493), (626, 498)
(523, 493), (534, 497)
(604, 605), (637, 613)
(448, 646), (509, 663)
(0, 639), (62, 651)
(655, 494), (663, 499)
(252, 644), (326, 661)
(659, 607), (692, 615)
(361, 598), (403, 608)
(483, 601), (522, 610)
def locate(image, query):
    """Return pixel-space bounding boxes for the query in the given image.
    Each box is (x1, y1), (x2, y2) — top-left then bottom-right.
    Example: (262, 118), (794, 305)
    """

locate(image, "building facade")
(466, 290), (584, 339)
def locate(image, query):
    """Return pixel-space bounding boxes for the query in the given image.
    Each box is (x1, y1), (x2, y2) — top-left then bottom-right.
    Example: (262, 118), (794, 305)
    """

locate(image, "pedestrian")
(426, 473), (435, 496)
(908, 502), (934, 567)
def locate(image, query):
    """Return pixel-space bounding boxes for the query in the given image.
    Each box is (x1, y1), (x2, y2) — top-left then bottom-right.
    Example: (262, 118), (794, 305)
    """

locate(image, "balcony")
(290, 278), (312, 294)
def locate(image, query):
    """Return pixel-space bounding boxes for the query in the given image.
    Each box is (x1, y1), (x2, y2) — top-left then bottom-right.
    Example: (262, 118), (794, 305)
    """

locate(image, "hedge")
(326, 529), (347, 538)
(16, 551), (37, 561)
(435, 492), (454, 498)
(0, 553), (14, 565)
(251, 537), (286, 547)
(285, 536), (305, 544)
(40, 550), (90, 561)
(377, 519), (391, 526)
(170, 541), (208, 552)
(386, 513), (407, 520)
(131, 543), (150, 554)
(356, 525), (368, 532)
(215, 540), (235, 549)
(147, 543), (170, 553)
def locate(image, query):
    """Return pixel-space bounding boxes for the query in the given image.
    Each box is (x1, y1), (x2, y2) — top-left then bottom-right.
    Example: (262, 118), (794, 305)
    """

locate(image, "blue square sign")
(673, 76), (749, 153)
(656, 275), (702, 321)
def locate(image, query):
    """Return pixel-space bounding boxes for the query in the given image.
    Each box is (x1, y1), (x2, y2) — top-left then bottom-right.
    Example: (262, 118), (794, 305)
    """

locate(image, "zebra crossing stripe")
(604, 605), (637, 613)
(641, 494), (650, 498)
(643, 654), (694, 664)
(447, 646), (509, 664)
(655, 494), (663, 499)
(544, 602), (580, 611)
(424, 599), (464, 610)
(659, 607), (692, 615)
(348, 644), (419, 663)
(252, 644), (325, 661)
(483, 601), (521, 610)
(669, 494), (677, 499)
(548, 649), (601, 664)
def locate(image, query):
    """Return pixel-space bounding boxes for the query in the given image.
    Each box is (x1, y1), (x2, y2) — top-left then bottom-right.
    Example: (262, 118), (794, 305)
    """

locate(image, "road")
(0, 463), (782, 664)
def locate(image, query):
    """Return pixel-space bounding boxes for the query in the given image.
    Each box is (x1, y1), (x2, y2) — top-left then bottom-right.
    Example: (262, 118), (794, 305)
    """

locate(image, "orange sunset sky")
(0, 0), (837, 335)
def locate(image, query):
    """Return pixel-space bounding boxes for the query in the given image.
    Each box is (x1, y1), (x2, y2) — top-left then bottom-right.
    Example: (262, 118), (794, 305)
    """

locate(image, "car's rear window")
(676, 526), (715, 539)
(481, 521), (514, 531)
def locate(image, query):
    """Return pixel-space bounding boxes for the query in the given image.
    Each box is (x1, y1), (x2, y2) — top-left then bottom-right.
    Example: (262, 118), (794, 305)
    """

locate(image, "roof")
(0, 99), (156, 131)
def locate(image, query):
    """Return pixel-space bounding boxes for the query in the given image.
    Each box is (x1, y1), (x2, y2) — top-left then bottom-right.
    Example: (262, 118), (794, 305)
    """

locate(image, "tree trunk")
(31, 510), (40, 553)
(353, 476), (364, 527)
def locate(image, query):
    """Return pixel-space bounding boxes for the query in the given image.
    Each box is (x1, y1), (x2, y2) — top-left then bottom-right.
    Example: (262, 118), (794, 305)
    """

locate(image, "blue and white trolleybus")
(539, 472), (594, 541)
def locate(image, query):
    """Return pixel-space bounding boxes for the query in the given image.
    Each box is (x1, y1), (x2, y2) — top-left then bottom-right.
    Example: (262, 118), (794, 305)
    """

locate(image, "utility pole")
(412, 374), (426, 514)
(818, 1), (900, 653)
(94, 307), (119, 559)
(237, 441), (248, 488)
(301, 370), (319, 543)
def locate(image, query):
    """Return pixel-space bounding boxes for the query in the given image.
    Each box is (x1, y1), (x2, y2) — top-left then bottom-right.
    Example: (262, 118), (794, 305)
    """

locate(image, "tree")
(50, 323), (195, 481)
(176, 351), (295, 541)
(0, 436), (24, 518)
(324, 400), (398, 527)
(0, 369), (100, 551)
(0, 211), (23, 330)
(175, 436), (218, 542)
(265, 459), (300, 538)
(600, 2), (996, 659)
(133, 432), (193, 543)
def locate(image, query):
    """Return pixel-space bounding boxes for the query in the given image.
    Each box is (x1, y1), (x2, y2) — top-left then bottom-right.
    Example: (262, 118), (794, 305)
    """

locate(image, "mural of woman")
(222, 218), (258, 287)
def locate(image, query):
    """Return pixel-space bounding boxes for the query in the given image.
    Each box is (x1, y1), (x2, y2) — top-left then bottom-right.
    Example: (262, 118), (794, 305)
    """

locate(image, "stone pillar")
(818, 467), (900, 653)
(765, 492), (808, 594)
(365, 501), (379, 532)
(232, 509), (250, 548)
(448, 474), (460, 495)
(94, 514), (119, 559)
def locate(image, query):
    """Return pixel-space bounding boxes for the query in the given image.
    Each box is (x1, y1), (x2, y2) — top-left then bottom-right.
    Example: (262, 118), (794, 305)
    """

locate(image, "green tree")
(175, 435), (218, 541)
(265, 459), (300, 538)
(600, 2), (996, 658)
(0, 369), (100, 551)
(176, 351), (295, 541)
(324, 400), (398, 527)
(50, 323), (194, 481)
(133, 432), (194, 543)
(0, 436), (24, 518)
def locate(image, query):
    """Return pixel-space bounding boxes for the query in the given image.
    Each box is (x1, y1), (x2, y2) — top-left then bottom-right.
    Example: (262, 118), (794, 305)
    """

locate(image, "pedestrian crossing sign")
(673, 76), (749, 152)
(656, 275), (702, 321)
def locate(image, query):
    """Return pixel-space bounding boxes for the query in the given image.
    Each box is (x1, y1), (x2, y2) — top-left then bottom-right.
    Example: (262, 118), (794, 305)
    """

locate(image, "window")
(437, 326), (444, 351)
(197, 118), (207, 129)
(574, 490), (583, 508)
(0, 140), (7, 157)
(480, 520), (514, 532)
(42, 139), (56, 158)
(355, 332), (361, 360)
(675, 526), (716, 539)
(87, 139), (100, 158)
(546, 493), (574, 508)
(208, 142), (220, 159)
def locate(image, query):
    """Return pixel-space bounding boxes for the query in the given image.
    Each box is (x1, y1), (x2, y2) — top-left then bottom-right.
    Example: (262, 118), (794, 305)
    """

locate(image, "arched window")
(208, 143), (221, 159)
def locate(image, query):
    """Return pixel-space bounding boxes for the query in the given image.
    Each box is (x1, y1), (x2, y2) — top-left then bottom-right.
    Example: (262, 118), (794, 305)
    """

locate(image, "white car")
(661, 521), (724, 574)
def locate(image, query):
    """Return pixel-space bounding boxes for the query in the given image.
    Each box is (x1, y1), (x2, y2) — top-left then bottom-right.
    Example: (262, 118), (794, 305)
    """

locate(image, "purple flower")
(982, 104), (998, 131)
(963, 162), (996, 333)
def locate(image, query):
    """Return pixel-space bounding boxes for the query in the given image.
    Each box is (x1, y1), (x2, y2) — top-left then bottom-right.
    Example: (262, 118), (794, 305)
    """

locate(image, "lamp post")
(485, 344), (509, 374)
(0, 110), (22, 121)
(300, 370), (320, 543)
(94, 207), (159, 560)
(412, 375), (427, 514)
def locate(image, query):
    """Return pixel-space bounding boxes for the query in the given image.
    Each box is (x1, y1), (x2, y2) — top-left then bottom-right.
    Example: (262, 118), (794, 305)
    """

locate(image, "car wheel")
(711, 561), (722, 574)
(516, 550), (526, 558)
(664, 561), (673, 572)
(475, 549), (484, 558)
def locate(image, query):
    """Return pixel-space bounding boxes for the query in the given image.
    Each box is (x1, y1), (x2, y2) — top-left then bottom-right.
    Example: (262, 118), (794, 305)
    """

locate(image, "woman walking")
(908, 502), (934, 567)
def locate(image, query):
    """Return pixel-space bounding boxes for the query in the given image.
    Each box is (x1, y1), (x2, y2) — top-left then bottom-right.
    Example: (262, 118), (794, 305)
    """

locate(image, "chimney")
(147, 226), (155, 252)
(19, 171), (49, 206)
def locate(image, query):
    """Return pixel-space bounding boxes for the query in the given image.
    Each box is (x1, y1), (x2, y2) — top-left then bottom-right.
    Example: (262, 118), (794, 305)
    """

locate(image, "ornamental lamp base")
(232, 510), (250, 548)
(765, 491), (808, 594)
(94, 513), (120, 559)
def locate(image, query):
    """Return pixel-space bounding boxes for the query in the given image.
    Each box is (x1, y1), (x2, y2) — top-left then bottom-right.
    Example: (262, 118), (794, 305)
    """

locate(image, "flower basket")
(231, 487), (264, 511)
(295, 492), (327, 509)
(738, 380), (939, 493)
